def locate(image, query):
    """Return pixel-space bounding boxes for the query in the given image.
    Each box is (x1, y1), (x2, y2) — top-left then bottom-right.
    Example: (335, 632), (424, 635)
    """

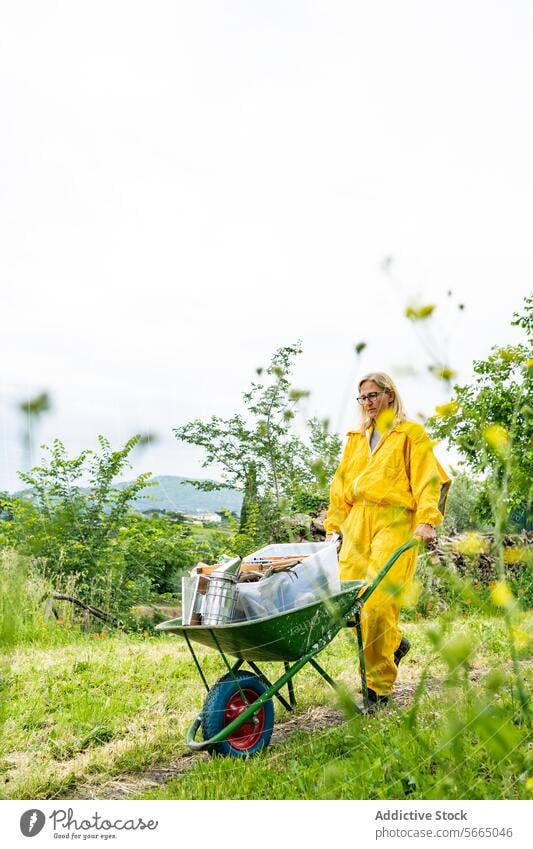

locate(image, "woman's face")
(358, 379), (394, 424)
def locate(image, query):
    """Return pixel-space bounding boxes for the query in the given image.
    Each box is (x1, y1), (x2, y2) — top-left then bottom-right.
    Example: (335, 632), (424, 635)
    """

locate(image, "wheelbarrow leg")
(184, 631), (243, 693)
(249, 661), (294, 712)
(354, 610), (370, 711)
(309, 657), (340, 693)
(184, 631), (210, 693)
(308, 653), (370, 718)
(284, 661), (296, 708)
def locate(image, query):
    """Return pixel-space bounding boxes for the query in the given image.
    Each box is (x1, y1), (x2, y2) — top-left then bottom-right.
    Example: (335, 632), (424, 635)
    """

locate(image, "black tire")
(201, 670), (274, 758)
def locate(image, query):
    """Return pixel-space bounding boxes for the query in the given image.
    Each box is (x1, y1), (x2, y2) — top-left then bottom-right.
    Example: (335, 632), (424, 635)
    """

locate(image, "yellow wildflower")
(483, 425), (509, 457)
(510, 628), (531, 650)
(376, 408), (395, 433)
(406, 304), (436, 320)
(435, 401), (460, 418)
(452, 532), (489, 557)
(503, 547), (527, 565)
(428, 364), (457, 381)
(490, 581), (514, 609)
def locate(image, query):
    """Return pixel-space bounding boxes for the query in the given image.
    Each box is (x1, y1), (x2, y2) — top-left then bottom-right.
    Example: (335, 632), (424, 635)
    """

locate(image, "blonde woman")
(324, 372), (450, 710)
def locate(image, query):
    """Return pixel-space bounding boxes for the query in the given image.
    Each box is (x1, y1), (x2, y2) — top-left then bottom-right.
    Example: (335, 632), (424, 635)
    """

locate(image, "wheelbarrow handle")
(357, 538), (419, 605)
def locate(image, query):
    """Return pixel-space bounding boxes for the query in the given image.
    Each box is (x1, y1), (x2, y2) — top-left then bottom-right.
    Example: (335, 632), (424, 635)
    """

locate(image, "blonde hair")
(357, 372), (408, 432)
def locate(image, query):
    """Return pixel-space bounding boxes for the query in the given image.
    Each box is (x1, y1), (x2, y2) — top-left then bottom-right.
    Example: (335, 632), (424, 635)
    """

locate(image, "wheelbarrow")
(155, 538), (417, 758)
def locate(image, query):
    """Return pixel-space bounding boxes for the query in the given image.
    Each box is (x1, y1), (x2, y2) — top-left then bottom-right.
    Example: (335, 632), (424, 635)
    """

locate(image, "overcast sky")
(1, 1), (532, 493)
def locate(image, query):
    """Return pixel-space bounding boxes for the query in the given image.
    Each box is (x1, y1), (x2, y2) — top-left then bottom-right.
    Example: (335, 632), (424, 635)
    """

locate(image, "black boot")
(394, 636), (411, 667)
(365, 687), (390, 713)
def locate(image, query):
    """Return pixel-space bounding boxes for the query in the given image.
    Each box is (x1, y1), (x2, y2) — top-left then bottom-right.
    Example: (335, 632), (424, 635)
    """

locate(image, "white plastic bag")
(236, 541), (340, 621)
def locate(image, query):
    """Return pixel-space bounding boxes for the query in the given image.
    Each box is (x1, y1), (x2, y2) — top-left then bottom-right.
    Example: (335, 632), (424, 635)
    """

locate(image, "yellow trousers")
(339, 500), (417, 696)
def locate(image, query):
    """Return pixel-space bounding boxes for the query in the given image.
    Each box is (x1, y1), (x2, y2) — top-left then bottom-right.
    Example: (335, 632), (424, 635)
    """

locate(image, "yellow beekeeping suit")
(324, 421), (450, 695)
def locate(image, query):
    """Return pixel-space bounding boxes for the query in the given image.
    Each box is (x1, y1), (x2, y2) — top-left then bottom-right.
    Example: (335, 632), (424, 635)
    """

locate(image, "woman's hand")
(414, 523), (436, 546)
(325, 533), (342, 551)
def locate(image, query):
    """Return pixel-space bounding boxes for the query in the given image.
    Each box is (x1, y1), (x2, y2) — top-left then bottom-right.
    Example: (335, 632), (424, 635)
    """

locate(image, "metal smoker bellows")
(202, 556), (242, 626)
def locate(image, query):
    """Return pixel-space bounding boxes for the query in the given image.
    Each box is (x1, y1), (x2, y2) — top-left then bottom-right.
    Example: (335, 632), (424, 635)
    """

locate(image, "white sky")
(1, 1), (532, 492)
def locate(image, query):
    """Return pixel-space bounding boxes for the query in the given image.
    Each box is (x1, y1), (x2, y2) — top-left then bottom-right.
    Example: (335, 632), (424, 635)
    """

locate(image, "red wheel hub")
(224, 688), (266, 751)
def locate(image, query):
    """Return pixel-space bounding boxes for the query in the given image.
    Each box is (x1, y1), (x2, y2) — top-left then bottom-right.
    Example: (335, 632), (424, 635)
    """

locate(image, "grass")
(0, 551), (66, 648)
(1, 611), (531, 801)
(142, 694), (529, 801)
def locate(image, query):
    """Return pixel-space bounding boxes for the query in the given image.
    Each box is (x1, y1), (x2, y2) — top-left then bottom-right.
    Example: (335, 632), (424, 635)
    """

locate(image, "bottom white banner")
(2, 799), (531, 848)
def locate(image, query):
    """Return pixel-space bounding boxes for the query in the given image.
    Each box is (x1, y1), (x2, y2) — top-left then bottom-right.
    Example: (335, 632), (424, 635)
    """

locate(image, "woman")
(324, 372), (450, 710)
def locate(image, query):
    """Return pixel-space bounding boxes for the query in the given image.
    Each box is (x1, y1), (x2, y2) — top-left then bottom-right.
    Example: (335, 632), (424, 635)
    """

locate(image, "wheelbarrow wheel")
(201, 670), (274, 758)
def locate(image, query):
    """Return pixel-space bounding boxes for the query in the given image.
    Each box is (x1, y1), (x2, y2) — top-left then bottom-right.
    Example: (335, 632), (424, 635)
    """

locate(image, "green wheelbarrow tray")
(155, 579), (367, 662)
(155, 538), (418, 757)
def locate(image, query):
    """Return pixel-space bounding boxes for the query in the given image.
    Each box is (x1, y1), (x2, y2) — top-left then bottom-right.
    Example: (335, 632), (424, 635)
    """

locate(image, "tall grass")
(0, 549), (69, 648)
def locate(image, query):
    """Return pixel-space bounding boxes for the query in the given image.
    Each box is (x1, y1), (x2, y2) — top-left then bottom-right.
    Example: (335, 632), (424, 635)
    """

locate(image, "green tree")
(175, 343), (304, 500)
(115, 513), (227, 595)
(428, 296), (533, 524)
(441, 472), (489, 534)
(174, 344), (342, 543)
(6, 436), (155, 616)
(239, 462), (259, 533)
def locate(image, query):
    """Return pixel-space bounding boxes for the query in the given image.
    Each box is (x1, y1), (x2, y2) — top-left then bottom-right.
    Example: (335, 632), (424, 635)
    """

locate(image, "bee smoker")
(202, 556), (242, 626)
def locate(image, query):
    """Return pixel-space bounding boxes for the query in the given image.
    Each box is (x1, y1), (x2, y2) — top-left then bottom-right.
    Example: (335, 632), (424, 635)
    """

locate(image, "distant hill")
(10, 476), (242, 517)
(125, 476), (242, 516)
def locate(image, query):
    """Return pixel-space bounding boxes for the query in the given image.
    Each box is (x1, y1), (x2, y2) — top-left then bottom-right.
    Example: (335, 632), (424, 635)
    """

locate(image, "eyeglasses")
(356, 390), (389, 406)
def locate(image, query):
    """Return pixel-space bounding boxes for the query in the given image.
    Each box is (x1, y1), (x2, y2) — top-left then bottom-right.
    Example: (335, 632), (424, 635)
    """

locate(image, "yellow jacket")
(324, 421), (451, 534)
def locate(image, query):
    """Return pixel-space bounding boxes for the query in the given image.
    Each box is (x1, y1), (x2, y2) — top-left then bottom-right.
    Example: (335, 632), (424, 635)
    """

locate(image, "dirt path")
(74, 665), (501, 800)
